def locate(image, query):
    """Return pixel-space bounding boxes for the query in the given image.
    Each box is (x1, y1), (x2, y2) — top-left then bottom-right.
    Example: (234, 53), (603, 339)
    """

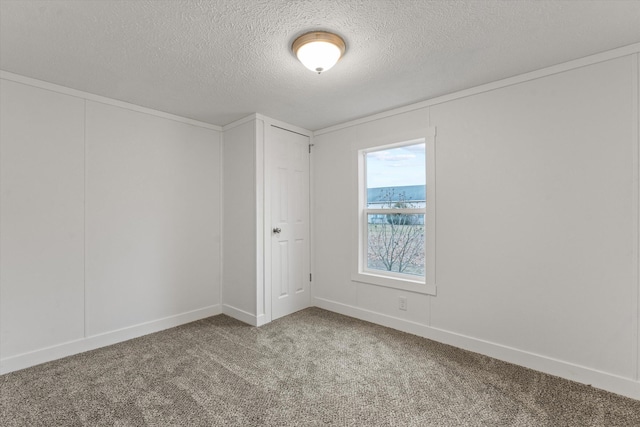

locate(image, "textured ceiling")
(1, 0), (640, 130)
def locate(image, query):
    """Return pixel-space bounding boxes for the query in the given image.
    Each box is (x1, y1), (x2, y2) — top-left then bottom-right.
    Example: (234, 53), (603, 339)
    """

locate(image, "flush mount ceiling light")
(292, 31), (346, 74)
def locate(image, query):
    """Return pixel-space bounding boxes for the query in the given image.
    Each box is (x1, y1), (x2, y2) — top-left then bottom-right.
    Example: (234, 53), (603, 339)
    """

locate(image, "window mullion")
(365, 208), (425, 215)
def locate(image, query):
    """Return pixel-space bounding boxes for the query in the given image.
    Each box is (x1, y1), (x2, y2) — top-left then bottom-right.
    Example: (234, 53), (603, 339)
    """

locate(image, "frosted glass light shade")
(292, 31), (346, 74)
(296, 41), (341, 73)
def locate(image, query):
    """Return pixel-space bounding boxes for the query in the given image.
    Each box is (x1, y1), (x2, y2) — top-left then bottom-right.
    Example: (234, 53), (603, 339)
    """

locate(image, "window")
(353, 131), (436, 295)
(365, 142), (426, 276)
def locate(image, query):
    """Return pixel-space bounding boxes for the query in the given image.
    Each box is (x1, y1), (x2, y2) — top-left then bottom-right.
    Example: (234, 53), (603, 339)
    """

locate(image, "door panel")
(270, 126), (310, 320)
(279, 241), (289, 297)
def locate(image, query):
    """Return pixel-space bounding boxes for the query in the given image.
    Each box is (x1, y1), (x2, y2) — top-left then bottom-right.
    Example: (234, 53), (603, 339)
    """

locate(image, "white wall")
(222, 119), (259, 321)
(0, 79), (85, 359)
(0, 74), (222, 373)
(312, 52), (640, 399)
(430, 56), (636, 379)
(85, 101), (221, 335)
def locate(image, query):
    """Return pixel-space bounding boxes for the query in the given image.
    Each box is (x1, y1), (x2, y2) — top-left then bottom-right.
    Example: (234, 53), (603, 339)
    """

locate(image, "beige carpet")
(1, 307), (639, 426)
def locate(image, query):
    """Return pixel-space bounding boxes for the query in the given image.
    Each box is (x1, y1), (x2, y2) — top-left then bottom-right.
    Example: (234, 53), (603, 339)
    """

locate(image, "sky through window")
(366, 143), (425, 189)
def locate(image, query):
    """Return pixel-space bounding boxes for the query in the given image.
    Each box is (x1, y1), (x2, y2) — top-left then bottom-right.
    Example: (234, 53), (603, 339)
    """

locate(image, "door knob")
(273, 227), (282, 234)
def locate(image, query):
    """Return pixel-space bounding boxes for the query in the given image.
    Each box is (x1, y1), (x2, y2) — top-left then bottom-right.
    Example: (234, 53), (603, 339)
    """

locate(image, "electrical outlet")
(399, 296), (407, 311)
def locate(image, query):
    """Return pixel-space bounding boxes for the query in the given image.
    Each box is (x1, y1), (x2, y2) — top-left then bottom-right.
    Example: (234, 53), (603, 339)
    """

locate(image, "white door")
(269, 125), (310, 320)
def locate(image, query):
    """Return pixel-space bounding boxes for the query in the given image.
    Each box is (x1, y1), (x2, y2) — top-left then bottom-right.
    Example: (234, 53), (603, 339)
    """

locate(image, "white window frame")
(351, 128), (436, 295)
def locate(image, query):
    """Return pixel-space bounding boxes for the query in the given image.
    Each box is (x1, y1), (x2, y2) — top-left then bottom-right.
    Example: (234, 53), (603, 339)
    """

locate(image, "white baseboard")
(255, 314), (268, 327)
(222, 304), (260, 326)
(0, 304), (222, 375)
(313, 297), (640, 401)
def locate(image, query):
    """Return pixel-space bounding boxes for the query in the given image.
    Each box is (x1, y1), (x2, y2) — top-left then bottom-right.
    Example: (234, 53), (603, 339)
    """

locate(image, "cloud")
(368, 151), (416, 162)
(404, 143), (426, 153)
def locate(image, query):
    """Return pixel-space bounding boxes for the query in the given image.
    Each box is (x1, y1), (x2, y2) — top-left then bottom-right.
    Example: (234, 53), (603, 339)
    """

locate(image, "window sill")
(351, 272), (437, 296)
